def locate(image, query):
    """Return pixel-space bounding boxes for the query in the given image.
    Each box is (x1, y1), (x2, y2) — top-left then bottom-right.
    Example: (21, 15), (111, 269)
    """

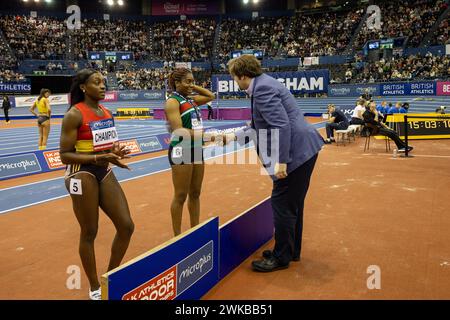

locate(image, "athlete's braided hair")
(167, 68), (192, 92)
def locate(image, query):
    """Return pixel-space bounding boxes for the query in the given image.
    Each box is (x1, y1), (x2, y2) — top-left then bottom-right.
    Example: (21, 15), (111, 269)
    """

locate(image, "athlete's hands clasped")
(96, 142), (132, 170)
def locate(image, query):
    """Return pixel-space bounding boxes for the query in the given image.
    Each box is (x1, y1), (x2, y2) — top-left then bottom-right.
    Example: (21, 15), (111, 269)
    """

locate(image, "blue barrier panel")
(0, 153), (42, 180)
(403, 45), (445, 57)
(262, 57), (300, 68)
(219, 197), (274, 279)
(380, 81), (436, 96)
(101, 217), (219, 300)
(319, 55), (352, 65)
(137, 136), (164, 153)
(328, 84), (380, 97)
(329, 81), (439, 97)
(117, 90), (165, 101)
(0, 81), (31, 94)
(8, 95), (16, 108)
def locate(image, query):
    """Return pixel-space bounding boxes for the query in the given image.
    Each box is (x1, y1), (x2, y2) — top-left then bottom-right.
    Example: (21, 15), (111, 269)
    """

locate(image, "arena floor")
(1, 116), (449, 300)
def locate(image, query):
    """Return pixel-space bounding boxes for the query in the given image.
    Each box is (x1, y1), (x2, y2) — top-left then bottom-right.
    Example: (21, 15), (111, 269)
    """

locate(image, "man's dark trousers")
(271, 153), (318, 265)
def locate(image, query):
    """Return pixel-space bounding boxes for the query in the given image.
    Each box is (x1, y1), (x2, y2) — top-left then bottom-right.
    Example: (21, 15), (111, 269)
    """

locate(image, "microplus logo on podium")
(177, 241), (213, 295)
(120, 241), (214, 300)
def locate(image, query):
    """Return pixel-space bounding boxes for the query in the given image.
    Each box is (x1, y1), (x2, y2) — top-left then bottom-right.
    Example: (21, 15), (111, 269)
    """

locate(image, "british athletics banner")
(380, 81), (436, 96)
(0, 81), (31, 94)
(152, 1), (220, 16)
(328, 84), (380, 97)
(212, 70), (329, 96)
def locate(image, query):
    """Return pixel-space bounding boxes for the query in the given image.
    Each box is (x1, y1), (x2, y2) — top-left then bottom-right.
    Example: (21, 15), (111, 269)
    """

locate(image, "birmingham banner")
(212, 70), (330, 96)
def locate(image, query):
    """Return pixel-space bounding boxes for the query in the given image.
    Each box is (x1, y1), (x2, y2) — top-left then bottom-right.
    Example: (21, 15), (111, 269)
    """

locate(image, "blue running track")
(0, 121), (327, 215)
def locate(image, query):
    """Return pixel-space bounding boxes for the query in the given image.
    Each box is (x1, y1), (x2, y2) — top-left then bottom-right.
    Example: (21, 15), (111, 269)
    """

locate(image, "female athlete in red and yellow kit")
(60, 69), (134, 300)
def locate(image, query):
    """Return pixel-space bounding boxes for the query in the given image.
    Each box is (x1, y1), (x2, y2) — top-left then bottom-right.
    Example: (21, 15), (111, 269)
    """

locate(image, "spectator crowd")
(345, 54), (450, 83)
(354, 0), (446, 49)
(152, 18), (216, 62)
(0, 1), (449, 88)
(217, 16), (288, 62)
(283, 9), (363, 57)
(115, 67), (211, 91)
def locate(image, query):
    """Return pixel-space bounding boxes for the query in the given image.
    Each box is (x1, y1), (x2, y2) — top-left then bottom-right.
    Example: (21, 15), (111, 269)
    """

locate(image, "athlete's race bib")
(191, 112), (203, 130)
(89, 118), (119, 151)
(172, 146), (183, 158)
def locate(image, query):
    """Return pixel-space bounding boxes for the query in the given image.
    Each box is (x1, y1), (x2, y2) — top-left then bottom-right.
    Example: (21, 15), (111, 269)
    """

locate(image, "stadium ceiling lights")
(243, 0), (259, 4)
(106, 0), (124, 6)
(22, 0), (53, 3)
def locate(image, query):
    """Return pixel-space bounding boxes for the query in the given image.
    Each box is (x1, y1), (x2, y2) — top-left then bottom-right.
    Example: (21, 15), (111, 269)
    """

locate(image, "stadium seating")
(0, 1), (449, 87)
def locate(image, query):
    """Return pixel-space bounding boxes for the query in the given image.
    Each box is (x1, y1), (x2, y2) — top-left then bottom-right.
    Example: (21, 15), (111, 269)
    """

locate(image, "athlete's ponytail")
(68, 69), (97, 110)
(37, 88), (51, 102)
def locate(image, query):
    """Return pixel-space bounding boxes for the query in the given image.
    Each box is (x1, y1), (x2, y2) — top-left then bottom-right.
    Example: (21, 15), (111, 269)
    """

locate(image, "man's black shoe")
(262, 250), (300, 262)
(399, 146), (414, 153)
(252, 257), (289, 272)
(262, 250), (272, 259)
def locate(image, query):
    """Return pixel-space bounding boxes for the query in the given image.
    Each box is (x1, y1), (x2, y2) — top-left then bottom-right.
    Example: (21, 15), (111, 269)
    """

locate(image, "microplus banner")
(117, 90), (165, 101)
(328, 84), (380, 97)
(212, 70), (329, 96)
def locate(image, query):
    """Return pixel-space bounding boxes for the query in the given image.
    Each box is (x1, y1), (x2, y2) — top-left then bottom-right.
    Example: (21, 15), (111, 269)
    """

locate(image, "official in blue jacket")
(224, 54), (324, 272)
(387, 103), (398, 114)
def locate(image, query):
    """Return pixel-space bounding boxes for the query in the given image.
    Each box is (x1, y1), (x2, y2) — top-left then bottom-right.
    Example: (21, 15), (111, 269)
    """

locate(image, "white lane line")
(0, 146), (253, 215)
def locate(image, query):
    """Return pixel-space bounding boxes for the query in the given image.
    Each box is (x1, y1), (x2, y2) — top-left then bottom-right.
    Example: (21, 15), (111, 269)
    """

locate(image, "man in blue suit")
(224, 55), (324, 272)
